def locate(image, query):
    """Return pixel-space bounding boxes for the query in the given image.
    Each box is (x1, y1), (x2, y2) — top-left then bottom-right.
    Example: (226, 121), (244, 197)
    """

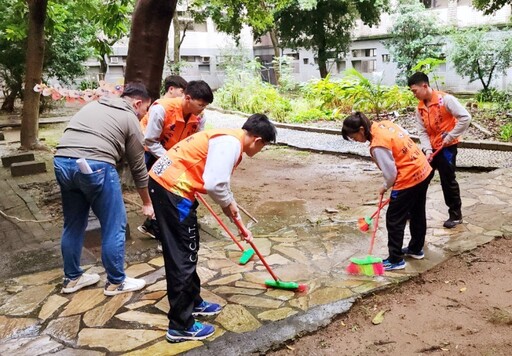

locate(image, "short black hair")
(407, 72), (430, 87)
(164, 75), (187, 93)
(185, 80), (214, 103)
(121, 82), (150, 101)
(341, 112), (372, 142)
(242, 113), (277, 144)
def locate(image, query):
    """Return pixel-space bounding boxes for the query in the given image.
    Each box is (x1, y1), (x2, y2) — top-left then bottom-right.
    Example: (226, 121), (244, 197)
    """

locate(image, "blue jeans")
(53, 156), (127, 284)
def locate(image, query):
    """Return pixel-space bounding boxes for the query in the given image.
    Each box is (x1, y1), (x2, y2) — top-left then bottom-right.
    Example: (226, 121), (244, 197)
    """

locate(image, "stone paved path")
(1, 111), (511, 355)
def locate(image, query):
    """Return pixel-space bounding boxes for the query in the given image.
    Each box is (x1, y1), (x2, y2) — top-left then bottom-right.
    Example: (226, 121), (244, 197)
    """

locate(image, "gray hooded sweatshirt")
(55, 96), (148, 188)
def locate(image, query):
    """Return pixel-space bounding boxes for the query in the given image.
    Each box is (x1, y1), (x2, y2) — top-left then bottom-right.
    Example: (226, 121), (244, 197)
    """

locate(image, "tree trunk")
(1, 89), (19, 112)
(269, 29), (281, 84)
(173, 10), (180, 72)
(318, 47), (328, 78)
(125, 0), (177, 102)
(21, 0), (48, 150)
(99, 55), (108, 77)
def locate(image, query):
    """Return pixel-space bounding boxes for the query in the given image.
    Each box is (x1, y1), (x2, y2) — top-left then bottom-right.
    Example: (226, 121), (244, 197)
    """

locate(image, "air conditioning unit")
(110, 57), (119, 64)
(200, 56), (210, 63)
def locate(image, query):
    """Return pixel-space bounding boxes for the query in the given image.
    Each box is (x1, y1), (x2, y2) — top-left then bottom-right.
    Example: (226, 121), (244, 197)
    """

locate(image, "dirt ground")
(270, 236), (512, 356)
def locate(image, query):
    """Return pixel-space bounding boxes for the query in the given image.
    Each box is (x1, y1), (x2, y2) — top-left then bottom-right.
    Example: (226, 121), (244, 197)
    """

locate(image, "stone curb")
(208, 106), (512, 152)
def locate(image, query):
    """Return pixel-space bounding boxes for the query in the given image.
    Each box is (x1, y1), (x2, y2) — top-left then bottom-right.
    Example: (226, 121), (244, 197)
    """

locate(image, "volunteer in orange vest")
(148, 114), (276, 342)
(342, 112), (433, 271)
(408, 72), (471, 229)
(138, 79), (213, 239)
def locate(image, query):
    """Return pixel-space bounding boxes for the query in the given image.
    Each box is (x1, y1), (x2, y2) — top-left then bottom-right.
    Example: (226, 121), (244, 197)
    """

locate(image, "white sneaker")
(61, 273), (100, 294)
(104, 276), (146, 296)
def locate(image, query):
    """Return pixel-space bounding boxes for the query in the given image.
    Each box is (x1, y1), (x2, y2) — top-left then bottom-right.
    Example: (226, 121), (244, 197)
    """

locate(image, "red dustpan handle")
(195, 193), (245, 252)
(232, 217), (280, 282)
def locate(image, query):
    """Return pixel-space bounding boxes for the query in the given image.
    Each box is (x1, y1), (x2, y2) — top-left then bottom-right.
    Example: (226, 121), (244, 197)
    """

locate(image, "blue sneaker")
(383, 258), (406, 271)
(401, 247), (425, 260)
(193, 301), (222, 316)
(166, 321), (215, 342)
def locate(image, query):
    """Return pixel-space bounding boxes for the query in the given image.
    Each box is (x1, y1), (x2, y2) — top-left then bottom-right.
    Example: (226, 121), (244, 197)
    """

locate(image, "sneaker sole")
(192, 310), (222, 317)
(103, 283), (146, 296)
(384, 264), (406, 271)
(61, 276), (100, 294)
(165, 331), (214, 343)
(137, 226), (156, 239)
(404, 253), (424, 260)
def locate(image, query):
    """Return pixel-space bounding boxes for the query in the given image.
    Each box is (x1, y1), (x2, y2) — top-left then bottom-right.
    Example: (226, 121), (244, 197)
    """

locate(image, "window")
(351, 60), (376, 73)
(351, 48), (376, 58)
(422, 0), (436, 9)
(382, 54), (390, 63)
(285, 52), (299, 60)
(198, 64), (210, 73)
(336, 60), (346, 72)
(303, 58), (309, 65)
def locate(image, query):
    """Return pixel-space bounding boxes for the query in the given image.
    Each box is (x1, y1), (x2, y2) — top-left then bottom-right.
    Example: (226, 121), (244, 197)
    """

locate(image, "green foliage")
(301, 75), (352, 113)
(449, 27), (512, 92)
(411, 57), (446, 90)
(0, 0), (131, 111)
(272, 56), (298, 92)
(339, 69), (415, 117)
(476, 88), (512, 111)
(276, 0), (388, 77)
(500, 123), (512, 142)
(214, 58), (292, 121)
(472, 0), (512, 14)
(386, 0), (445, 81)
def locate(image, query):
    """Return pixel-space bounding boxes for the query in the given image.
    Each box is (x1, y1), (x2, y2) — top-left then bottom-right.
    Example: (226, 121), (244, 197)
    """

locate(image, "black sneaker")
(443, 219), (462, 229)
(401, 247), (425, 260)
(137, 218), (156, 239)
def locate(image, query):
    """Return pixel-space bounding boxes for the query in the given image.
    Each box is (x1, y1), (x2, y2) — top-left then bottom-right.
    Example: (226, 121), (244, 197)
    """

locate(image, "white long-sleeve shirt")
(203, 135), (241, 207)
(371, 147), (397, 190)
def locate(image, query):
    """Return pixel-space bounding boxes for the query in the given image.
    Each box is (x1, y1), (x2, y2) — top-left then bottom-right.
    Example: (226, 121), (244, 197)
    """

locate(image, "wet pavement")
(1, 111), (512, 355)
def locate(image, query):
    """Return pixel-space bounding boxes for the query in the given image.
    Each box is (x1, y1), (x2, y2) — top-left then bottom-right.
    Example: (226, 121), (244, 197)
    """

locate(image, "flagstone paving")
(0, 168), (511, 355)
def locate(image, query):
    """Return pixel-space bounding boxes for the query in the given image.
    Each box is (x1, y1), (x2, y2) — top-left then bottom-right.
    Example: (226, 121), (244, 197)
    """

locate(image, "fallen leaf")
(340, 321), (346, 327)
(285, 345), (295, 351)
(372, 310), (386, 325)
(460, 287), (467, 293)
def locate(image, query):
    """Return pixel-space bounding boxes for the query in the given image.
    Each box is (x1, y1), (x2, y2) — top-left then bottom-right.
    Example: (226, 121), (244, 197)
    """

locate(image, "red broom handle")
(369, 198), (390, 220)
(233, 217), (280, 282)
(368, 193), (384, 255)
(195, 193), (245, 252)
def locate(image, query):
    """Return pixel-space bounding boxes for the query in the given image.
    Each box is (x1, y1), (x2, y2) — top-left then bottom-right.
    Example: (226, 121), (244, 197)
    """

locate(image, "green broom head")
(265, 279), (308, 292)
(239, 248), (255, 265)
(347, 256), (384, 276)
(350, 255), (382, 265)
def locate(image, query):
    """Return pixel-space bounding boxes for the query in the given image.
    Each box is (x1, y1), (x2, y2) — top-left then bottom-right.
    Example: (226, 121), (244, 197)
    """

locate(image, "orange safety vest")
(417, 91), (459, 150)
(370, 121), (432, 191)
(149, 129), (245, 201)
(140, 97), (201, 151)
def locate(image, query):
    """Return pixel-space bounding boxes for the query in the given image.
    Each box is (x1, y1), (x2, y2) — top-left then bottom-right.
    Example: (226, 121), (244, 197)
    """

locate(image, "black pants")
(386, 171), (434, 263)
(149, 177), (203, 330)
(431, 145), (462, 220)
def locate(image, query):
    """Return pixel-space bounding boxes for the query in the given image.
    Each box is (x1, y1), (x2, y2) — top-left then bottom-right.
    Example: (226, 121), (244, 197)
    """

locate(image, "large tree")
(124, 0), (177, 101)
(21, 0), (48, 150)
(449, 27), (512, 92)
(385, 0), (444, 81)
(276, 0), (387, 78)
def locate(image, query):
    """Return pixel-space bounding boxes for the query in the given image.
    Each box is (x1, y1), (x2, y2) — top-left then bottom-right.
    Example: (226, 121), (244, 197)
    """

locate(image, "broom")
(347, 193), (385, 276)
(233, 217), (308, 292)
(358, 198), (390, 232)
(195, 193), (255, 265)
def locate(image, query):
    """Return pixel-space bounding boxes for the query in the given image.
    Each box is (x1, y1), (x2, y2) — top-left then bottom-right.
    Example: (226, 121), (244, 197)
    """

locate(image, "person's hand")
(222, 201), (240, 221)
(427, 152), (434, 163)
(142, 203), (154, 218)
(240, 228), (253, 243)
(379, 186), (388, 196)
